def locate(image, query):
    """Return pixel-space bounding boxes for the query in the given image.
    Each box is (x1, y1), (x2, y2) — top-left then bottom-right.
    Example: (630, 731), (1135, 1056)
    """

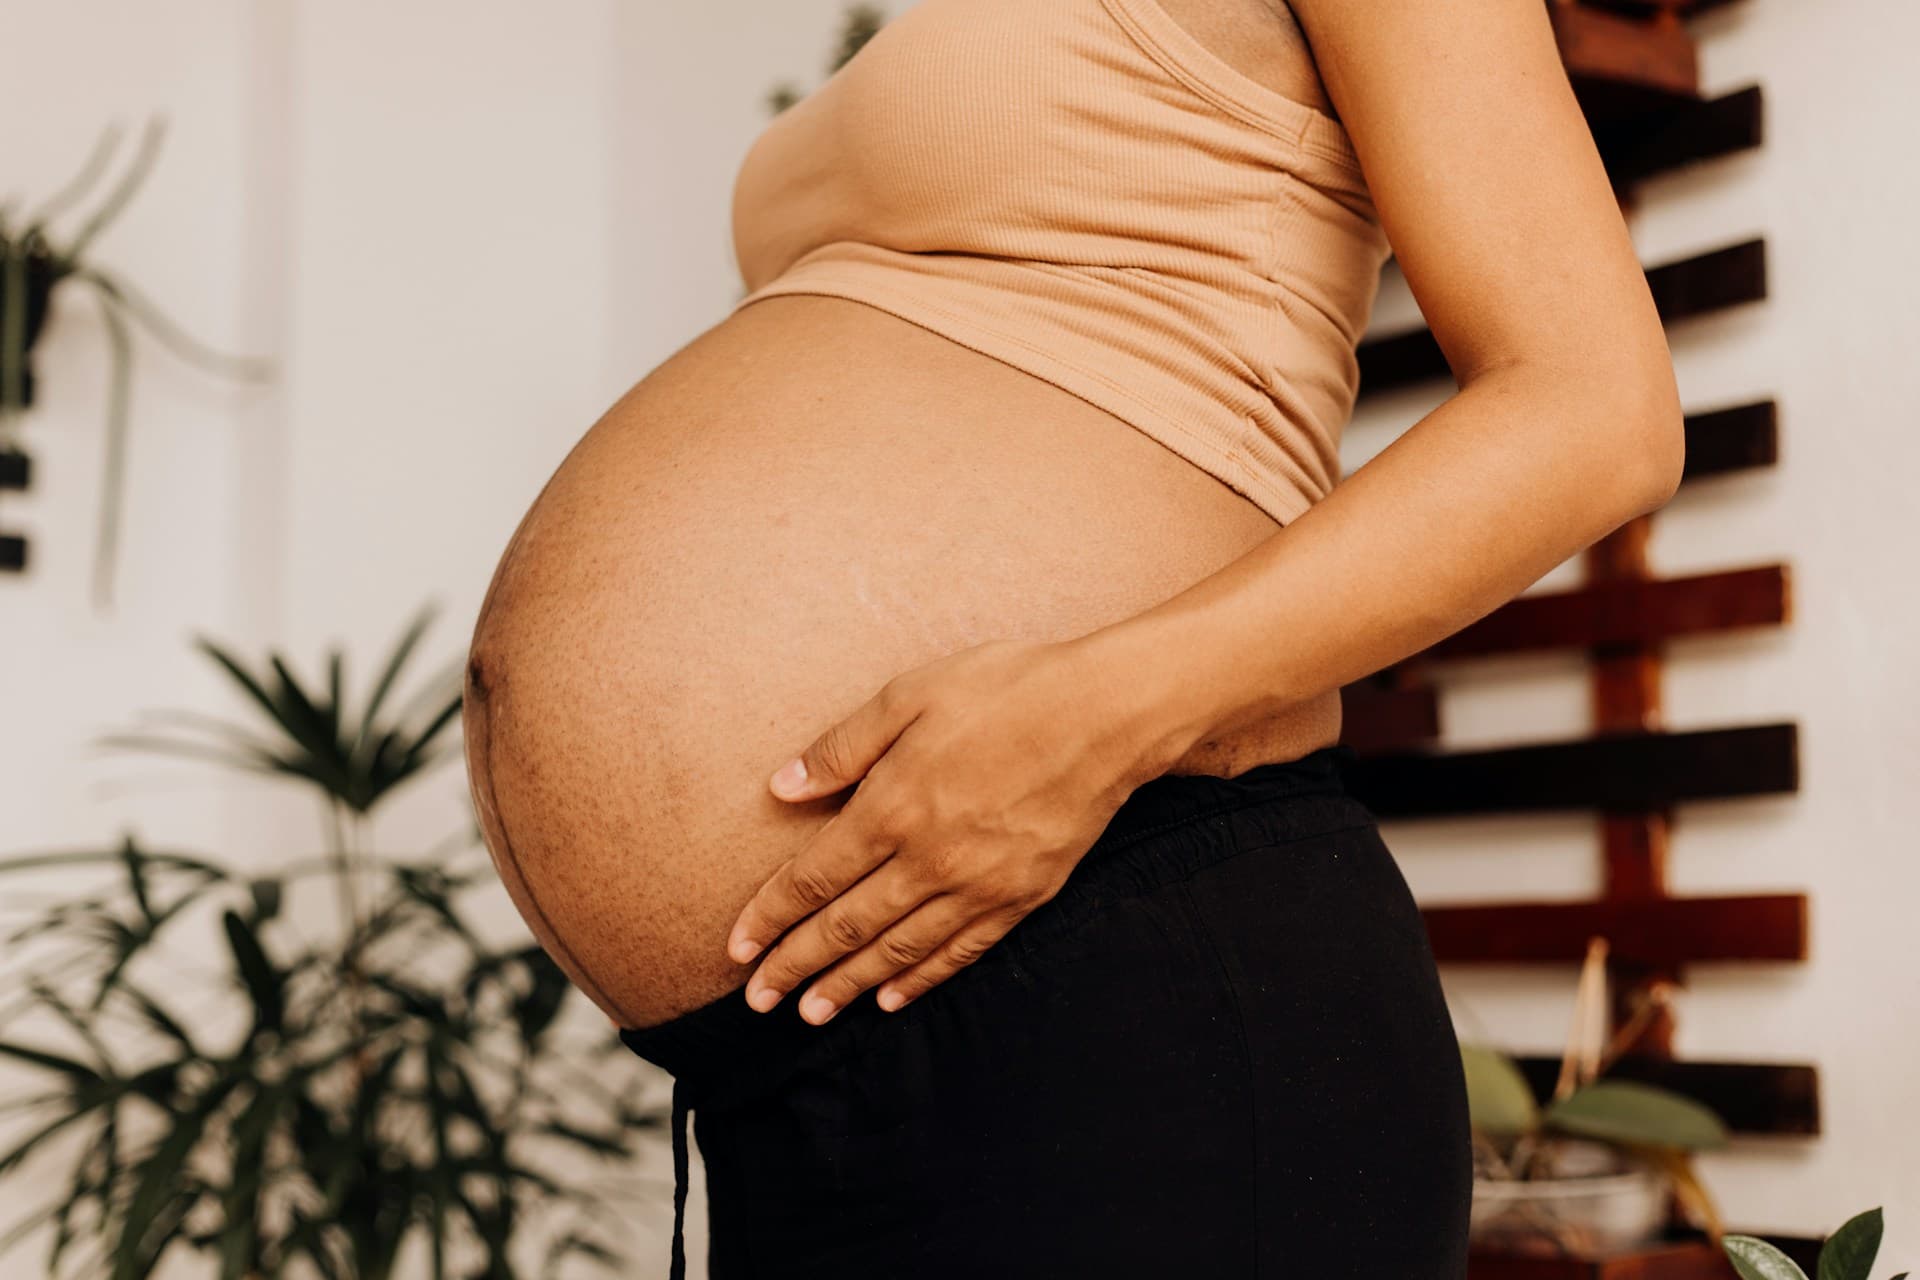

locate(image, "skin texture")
(723, 0), (1685, 1023)
(465, 0), (1684, 1032)
(463, 291), (1341, 1030)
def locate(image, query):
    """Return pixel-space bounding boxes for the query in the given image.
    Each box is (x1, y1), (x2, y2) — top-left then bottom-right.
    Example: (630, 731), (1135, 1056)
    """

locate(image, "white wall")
(2, 0), (1914, 1274)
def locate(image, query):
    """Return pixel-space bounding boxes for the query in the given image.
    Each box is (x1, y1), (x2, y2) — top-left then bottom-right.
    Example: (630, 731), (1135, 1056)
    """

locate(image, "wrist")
(1058, 619), (1212, 796)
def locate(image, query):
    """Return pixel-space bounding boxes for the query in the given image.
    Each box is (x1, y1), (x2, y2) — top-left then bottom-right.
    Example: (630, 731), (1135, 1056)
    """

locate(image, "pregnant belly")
(462, 294), (1342, 1028)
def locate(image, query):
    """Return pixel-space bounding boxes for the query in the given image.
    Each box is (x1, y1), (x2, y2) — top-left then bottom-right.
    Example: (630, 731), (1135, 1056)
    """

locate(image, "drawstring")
(669, 1076), (690, 1280)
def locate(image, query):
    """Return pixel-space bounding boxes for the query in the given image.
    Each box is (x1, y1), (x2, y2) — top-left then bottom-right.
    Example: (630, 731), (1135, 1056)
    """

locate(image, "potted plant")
(1461, 938), (1729, 1255)
(1725, 1207), (1907, 1280)
(0, 608), (666, 1278)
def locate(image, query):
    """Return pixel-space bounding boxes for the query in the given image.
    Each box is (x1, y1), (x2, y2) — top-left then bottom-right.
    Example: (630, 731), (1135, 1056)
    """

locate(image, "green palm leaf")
(1725, 1236), (1811, 1280)
(1545, 1079), (1727, 1150)
(1818, 1208), (1884, 1280)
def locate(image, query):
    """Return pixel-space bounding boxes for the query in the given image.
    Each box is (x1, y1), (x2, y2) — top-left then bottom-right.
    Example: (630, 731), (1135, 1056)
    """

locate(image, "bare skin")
(467, 0), (1684, 1032)
(720, 0), (1685, 1023)
(464, 288), (1341, 1029)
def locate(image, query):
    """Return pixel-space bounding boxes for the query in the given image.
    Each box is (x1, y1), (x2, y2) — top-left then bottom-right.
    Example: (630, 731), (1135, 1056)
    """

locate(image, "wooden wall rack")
(0, 447), (27, 572)
(1336, 1), (1818, 1272)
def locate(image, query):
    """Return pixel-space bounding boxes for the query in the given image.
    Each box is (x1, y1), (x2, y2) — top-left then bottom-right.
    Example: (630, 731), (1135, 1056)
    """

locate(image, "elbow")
(1621, 374), (1687, 517)
(1580, 361), (1686, 521)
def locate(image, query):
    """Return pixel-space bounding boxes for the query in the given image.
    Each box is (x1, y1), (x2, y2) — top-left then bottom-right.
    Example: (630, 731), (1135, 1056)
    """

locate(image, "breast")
(462, 294), (1343, 1028)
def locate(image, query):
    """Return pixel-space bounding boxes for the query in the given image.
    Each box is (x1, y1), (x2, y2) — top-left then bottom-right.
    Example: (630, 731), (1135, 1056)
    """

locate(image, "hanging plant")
(0, 117), (272, 606)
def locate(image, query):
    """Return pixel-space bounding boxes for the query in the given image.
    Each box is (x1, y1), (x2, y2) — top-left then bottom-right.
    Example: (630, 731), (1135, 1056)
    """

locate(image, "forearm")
(1074, 362), (1686, 786)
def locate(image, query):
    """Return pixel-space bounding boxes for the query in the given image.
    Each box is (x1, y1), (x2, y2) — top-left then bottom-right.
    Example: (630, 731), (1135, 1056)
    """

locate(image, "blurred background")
(2, 0), (1915, 1277)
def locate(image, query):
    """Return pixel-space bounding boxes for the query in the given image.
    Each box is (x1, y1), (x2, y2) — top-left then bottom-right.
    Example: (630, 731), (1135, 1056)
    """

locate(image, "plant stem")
(324, 799), (370, 1079)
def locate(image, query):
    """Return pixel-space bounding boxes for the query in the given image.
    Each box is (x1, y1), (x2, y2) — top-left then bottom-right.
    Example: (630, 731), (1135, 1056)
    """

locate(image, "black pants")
(620, 743), (1472, 1278)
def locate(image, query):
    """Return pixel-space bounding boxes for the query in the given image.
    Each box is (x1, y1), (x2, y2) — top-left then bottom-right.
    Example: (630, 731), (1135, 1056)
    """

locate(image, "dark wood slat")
(1346, 723), (1798, 818)
(1683, 399), (1777, 479)
(1343, 397), (1775, 487)
(1427, 565), (1788, 659)
(1600, 85), (1764, 186)
(1468, 1240), (1734, 1279)
(0, 449), (28, 491)
(1471, 1230), (1820, 1280)
(1556, 2), (1700, 131)
(1512, 1055), (1820, 1135)
(0, 534), (26, 572)
(1424, 893), (1808, 966)
(1646, 238), (1767, 323)
(1556, 1), (1698, 91)
(1339, 683), (1441, 754)
(1583, 517), (1678, 1052)
(1353, 325), (1453, 396)
(1663, 1232), (1824, 1274)
(1359, 240), (1767, 395)
(1581, 0), (1749, 16)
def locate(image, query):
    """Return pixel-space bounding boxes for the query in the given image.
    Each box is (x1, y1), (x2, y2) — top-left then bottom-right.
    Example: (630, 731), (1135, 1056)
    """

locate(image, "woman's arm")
(1083, 0), (1687, 778)
(724, 0), (1685, 1025)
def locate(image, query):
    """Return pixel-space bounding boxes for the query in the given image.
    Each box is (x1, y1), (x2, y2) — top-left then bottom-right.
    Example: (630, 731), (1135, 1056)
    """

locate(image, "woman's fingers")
(727, 792), (896, 965)
(792, 893), (976, 1024)
(874, 908), (1024, 1012)
(741, 855), (930, 1011)
(767, 675), (925, 803)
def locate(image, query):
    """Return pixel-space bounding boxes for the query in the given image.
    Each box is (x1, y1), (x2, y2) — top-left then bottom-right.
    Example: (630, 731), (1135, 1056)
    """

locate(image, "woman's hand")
(724, 635), (1166, 1025)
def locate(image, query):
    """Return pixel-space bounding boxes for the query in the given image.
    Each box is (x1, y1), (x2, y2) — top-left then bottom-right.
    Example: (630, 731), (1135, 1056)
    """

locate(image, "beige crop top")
(727, 0), (1393, 526)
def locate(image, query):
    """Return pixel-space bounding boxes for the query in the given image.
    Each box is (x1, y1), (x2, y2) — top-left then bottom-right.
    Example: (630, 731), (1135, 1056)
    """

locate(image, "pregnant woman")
(462, 0), (1684, 1274)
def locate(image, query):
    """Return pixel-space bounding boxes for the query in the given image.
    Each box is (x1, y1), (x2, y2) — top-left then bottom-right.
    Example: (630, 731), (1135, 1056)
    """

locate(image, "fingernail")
(746, 984), (782, 1013)
(876, 987), (905, 1013)
(799, 992), (838, 1024)
(770, 757), (808, 797)
(728, 930), (762, 964)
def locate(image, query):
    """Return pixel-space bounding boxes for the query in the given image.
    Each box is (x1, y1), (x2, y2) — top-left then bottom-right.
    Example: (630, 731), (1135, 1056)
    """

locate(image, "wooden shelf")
(1424, 893), (1807, 966)
(1344, 723), (1798, 816)
(1511, 1055), (1820, 1135)
(1556, 1), (1700, 129)
(1471, 1232), (1820, 1280)
(1470, 1240), (1733, 1280)
(1338, 683), (1440, 754)
(1600, 86), (1763, 187)
(1576, 0), (1749, 18)
(1339, 560), (1786, 753)
(1358, 240), (1767, 395)
(1683, 399), (1777, 480)
(1429, 564), (1788, 659)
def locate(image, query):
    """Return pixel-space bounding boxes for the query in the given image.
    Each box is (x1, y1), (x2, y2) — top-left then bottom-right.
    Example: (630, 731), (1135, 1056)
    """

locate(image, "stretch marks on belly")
(464, 651), (637, 1027)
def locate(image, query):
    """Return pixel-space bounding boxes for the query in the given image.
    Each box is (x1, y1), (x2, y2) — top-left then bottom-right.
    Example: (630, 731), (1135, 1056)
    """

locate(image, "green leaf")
(353, 606), (437, 757)
(516, 950), (572, 1046)
(0, 1106), (100, 1178)
(0, 1040), (104, 1085)
(112, 1069), (241, 1280)
(1817, 1207), (1883, 1280)
(1725, 1236), (1813, 1280)
(222, 909), (284, 1034)
(249, 876), (283, 922)
(1459, 1043), (1539, 1136)
(1545, 1079), (1728, 1150)
(118, 837), (155, 925)
(194, 638), (295, 742)
(537, 1118), (631, 1158)
(215, 1082), (287, 1280)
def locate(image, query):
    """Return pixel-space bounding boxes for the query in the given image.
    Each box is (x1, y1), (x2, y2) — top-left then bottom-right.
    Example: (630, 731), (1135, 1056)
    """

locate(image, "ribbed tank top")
(728, 0), (1393, 526)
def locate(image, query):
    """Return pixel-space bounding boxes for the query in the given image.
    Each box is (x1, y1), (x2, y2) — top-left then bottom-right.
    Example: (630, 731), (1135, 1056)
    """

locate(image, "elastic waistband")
(619, 742), (1369, 1103)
